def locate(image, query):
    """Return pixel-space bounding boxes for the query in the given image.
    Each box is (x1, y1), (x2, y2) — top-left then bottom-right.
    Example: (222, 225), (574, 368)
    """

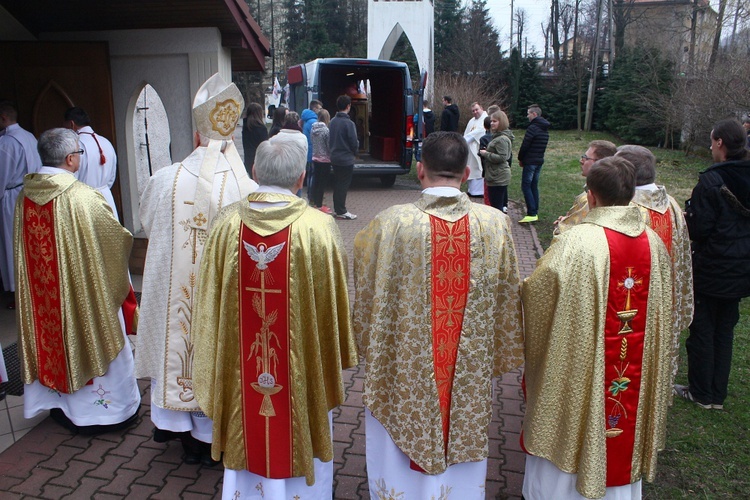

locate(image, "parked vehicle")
(288, 58), (424, 187)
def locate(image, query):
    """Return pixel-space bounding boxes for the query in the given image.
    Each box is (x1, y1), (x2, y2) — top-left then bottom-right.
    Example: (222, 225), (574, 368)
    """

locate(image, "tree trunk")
(688, 0), (699, 72)
(708, 0), (727, 70)
(551, 0), (560, 66)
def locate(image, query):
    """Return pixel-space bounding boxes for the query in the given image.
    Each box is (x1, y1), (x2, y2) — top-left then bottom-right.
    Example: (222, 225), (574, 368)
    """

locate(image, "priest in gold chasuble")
(616, 145), (694, 380)
(354, 132), (524, 499)
(135, 73), (257, 464)
(522, 157), (674, 500)
(15, 128), (140, 433)
(193, 136), (357, 499)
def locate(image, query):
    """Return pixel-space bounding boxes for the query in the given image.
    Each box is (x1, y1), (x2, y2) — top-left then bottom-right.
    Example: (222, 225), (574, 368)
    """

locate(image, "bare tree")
(550, 0), (561, 65)
(709, 0), (729, 70)
(515, 8), (527, 50)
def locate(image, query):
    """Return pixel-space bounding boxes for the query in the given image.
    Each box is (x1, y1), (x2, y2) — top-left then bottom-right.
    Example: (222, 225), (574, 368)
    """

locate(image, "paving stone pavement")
(0, 176), (543, 499)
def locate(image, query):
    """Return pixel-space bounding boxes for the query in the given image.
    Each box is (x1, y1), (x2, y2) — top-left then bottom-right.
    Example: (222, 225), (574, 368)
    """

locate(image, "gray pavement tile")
(47, 460), (98, 488)
(98, 468), (146, 496)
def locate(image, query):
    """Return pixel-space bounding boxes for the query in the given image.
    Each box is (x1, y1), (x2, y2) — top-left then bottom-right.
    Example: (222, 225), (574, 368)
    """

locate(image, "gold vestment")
(15, 173), (133, 392)
(192, 192), (357, 485)
(354, 193), (524, 474)
(555, 190), (589, 235)
(522, 206), (673, 499)
(632, 187), (694, 334)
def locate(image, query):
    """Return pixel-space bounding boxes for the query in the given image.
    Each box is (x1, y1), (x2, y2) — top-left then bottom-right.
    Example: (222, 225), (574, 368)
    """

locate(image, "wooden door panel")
(0, 41), (123, 220)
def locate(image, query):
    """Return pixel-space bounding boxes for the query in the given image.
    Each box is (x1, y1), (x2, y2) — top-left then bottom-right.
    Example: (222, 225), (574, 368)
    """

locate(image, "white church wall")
(41, 27), (229, 233)
(367, 0), (434, 98)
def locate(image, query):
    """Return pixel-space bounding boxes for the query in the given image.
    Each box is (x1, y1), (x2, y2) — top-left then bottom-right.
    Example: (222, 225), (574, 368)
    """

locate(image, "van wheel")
(380, 175), (396, 188)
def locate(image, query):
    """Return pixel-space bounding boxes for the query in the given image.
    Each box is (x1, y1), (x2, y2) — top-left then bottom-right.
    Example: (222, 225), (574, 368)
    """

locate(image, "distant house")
(0, 1), (270, 245)
(623, 0), (717, 72)
(556, 0), (715, 74)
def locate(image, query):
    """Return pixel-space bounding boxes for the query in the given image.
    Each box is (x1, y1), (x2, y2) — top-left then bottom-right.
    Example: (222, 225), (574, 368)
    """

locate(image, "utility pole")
(510, 0), (514, 48)
(584, 0), (604, 131)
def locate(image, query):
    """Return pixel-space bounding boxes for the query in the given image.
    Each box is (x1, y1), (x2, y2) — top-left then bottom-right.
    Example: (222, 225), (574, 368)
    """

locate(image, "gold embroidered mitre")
(192, 73), (244, 140)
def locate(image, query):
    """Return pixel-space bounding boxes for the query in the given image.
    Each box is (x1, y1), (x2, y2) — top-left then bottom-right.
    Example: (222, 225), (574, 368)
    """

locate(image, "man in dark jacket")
(517, 104), (550, 223)
(440, 96), (459, 132)
(328, 95), (359, 219)
(676, 118), (750, 410)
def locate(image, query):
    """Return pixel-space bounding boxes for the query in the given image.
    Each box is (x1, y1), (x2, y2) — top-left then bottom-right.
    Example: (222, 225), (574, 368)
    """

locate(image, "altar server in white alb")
(135, 73), (258, 465)
(64, 106), (119, 219)
(0, 100), (41, 307)
(464, 102), (488, 196)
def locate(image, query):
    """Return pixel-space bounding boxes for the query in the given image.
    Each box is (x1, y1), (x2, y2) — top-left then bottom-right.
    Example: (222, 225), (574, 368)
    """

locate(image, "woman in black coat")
(242, 102), (268, 173)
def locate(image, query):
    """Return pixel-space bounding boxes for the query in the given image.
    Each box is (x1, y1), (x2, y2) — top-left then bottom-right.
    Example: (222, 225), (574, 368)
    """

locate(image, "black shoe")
(198, 439), (220, 466)
(78, 409), (140, 435)
(50, 408), (79, 433)
(181, 433), (205, 465)
(154, 428), (185, 443)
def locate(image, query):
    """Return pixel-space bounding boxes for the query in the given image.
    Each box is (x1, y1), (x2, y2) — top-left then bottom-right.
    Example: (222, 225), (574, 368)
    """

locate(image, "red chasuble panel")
(431, 214), (470, 451)
(410, 215), (470, 474)
(239, 225), (293, 479)
(23, 198), (68, 393)
(647, 210), (673, 256)
(603, 228), (651, 487)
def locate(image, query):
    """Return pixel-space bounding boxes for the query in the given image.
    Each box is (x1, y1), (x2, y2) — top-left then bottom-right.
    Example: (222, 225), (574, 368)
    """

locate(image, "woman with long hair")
(242, 102), (268, 173)
(310, 109), (332, 213)
(478, 110), (514, 213)
(268, 106), (287, 138)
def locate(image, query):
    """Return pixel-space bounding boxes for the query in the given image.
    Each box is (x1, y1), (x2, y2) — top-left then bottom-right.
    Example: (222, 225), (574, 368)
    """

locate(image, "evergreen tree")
(599, 47), (674, 145)
(434, 0), (465, 72)
(460, 0), (504, 80)
(506, 50), (544, 127)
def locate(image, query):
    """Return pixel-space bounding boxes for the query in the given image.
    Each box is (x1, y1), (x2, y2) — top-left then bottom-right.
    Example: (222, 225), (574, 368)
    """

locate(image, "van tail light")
(405, 115), (414, 148)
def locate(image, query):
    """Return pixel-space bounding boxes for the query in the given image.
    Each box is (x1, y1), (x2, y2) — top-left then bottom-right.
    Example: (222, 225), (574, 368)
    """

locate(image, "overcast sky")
(485, 0), (725, 57)
(486, 0), (554, 55)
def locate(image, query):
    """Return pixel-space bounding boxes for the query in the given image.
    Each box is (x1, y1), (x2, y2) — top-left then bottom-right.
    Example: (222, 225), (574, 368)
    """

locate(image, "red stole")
(78, 131), (106, 165)
(603, 228), (651, 487)
(238, 224), (293, 479)
(411, 214), (470, 472)
(23, 198), (68, 392)
(647, 210), (672, 255)
(122, 286), (138, 335)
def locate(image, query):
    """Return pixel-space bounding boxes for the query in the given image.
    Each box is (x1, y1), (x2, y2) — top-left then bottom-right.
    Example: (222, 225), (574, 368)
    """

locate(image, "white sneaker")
(335, 211), (358, 220)
(502, 206), (508, 213)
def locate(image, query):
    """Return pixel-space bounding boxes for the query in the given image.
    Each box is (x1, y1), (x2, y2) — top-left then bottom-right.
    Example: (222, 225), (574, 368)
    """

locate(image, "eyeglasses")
(581, 154), (594, 161)
(67, 149), (84, 157)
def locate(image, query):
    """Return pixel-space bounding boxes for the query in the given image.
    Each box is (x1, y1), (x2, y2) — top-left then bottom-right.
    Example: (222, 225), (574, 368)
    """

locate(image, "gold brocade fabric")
(192, 192), (357, 485)
(554, 190), (589, 235)
(15, 173), (132, 393)
(632, 188), (694, 381)
(522, 206), (674, 499)
(353, 193), (524, 474)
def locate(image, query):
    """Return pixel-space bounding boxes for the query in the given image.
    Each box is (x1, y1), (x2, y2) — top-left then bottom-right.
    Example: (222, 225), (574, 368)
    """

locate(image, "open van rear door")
(414, 71), (427, 161)
(414, 70), (428, 161)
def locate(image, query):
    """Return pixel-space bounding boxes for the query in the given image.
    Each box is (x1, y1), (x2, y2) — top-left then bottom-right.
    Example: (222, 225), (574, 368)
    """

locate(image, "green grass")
(505, 129), (710, 248)
(648, 299), (750, 498)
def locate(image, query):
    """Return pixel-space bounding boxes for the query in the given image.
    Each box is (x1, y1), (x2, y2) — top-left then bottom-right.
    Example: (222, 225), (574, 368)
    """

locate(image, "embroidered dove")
(243, 241), (286, 270)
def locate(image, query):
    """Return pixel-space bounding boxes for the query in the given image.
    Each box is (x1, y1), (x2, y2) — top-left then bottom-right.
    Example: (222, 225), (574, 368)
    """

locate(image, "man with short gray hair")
(15, 127), (140, 434)
(191, 131), (357, 498)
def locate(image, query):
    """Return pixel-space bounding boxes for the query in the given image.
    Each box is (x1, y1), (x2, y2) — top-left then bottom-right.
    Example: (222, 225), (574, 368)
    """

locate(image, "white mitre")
(188, 73), (255, 230)
(192, 73), (244, 140)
